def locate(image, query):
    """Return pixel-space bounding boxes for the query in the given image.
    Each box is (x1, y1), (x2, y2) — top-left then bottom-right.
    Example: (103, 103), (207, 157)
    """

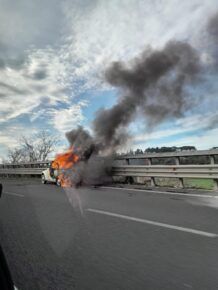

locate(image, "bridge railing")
(114, 149), (218, 190)
(116, 149), (218, 165)
(112, 164), (218, 189)
(0, 149), (218, 190)
(0, 161), (50, 176)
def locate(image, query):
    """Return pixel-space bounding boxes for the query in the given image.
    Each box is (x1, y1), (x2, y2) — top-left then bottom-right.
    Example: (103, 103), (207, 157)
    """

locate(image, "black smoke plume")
(66, 126), (96, 159)
(207, 11), (218, 68)
(207, 12), (218, 38)
(93, 41), (200, 151)
(65, 126), (113, 186)
(64, 14), (218, 185)
(67, 41), (201, 155)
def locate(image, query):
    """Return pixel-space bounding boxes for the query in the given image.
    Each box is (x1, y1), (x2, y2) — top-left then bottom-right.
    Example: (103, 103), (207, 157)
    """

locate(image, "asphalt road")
(0, 179), (218, 290)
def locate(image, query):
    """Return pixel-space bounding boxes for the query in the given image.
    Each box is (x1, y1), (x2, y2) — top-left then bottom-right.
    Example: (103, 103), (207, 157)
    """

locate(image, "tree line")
(122, 146), (196, 156)
(6, 130), (59, 163)
(4, 130), (217, 164)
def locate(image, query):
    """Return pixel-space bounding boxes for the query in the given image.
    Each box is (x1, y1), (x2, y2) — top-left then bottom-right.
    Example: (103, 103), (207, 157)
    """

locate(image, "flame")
(51, 146), (79, 187)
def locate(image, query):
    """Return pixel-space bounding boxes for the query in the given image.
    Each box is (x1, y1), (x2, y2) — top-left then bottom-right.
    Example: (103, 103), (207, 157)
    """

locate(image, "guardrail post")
(150, 177), (156, 187)
(210, 155), (215, 165)
(214, 179), (218, 191)
(126, 158), (130, 165)
(175, 157), (180, 165)
(147, 158), (152, 165)
(178, 177), (184, 188)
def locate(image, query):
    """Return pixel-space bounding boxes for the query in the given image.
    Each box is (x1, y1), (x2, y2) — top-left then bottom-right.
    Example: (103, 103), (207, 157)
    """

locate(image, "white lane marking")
(87, 208), (218, 238)
(3, 191), (24, 197)
(101, 186), (218, 198)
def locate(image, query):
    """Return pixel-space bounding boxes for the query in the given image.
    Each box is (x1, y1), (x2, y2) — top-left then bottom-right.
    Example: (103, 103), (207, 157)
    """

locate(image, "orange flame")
(51, 146), (79, 187)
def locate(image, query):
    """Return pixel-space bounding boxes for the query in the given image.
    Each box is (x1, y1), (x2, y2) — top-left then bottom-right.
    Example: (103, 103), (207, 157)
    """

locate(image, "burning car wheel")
(56, 179), (61, 187)
(41, 174), (47, 184)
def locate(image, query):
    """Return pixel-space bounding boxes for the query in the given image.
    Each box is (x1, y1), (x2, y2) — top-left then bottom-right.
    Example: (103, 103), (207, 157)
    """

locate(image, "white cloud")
(134, 113), (218, 142)
(152, 128), (218, 150)
(0, 135), (16, 148)
(0, 0), (64, 53)
(51, 101), (88, 133)
(63, 0), (217, 90)
(131, 112), (218, 150)
(0, 47), (71, 123)
(0, 0), (217, 125)
(1, 0), (218, 156)
(0, 124), (39, 160)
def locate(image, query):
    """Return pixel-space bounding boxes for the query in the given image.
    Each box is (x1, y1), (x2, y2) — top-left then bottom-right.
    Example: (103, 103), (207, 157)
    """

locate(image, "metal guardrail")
(0, 150), (218, 189)
(112, 165), (218, 178)
(116, 149), (218, 168)
(112, 165), (218, 189)
(114, 150), (218, 190)
(0, 161), (51, 168)
(0, 161), (50, 176)
(116, 149), (218, 159)
(0, 168), (46, 175)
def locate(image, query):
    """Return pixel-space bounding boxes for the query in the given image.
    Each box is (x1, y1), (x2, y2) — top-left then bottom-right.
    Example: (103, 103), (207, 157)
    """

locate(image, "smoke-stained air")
(59, 12), (218, 186)
(93, 41), (200, 151)
(206, 11), (218, 68)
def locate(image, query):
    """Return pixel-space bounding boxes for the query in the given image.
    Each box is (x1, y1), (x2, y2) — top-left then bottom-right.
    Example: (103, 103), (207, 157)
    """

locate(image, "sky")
(0, 0), (218, 161)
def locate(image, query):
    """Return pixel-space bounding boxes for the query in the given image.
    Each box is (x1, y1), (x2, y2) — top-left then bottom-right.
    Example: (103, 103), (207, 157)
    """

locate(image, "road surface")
(0, 179), (218, 289)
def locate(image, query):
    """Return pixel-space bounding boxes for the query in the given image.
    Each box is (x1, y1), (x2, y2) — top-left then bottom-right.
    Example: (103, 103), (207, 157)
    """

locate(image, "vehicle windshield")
(0, 1), (218, 289)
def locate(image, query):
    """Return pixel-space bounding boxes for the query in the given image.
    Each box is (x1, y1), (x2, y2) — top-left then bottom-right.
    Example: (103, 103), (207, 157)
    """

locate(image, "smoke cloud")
(65, 41), (201, 171)
(93, 41), (200, 151)
(65, 126), (113, 186)
(66, 126), (96, 159)
(207, 12), (218, 40)
(67, 41), (201, 154)
(67, 10), (218, 154)
(63, 13), (218, 186)
(207, 12), (218, 67)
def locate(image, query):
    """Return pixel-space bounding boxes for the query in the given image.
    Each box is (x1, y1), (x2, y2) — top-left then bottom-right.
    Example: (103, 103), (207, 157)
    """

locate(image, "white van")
(41, 165), (61, 186)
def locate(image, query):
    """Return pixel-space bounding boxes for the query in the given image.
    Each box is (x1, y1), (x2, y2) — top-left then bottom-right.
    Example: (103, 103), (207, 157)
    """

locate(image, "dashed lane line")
(101, 186), (218, 198)
(87, 208), (218, 238)
(3, 191), (24, 197)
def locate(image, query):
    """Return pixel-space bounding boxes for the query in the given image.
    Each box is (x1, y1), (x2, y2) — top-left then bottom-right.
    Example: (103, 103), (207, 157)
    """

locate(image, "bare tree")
(35, 131), (58, 161)
(20, 136), (37, 162)
(7, 130), (59, 163)
(7, 148), (25, 163)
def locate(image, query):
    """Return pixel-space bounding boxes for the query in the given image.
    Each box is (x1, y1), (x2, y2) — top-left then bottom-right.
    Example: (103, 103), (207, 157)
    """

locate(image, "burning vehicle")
(41, 129), (113, 188)
(41, 147), (81, 187)
(41, 166), (59, 185)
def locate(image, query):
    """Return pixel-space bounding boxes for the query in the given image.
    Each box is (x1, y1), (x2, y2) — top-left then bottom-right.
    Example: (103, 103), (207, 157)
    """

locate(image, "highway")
(0, 179), (218, 289)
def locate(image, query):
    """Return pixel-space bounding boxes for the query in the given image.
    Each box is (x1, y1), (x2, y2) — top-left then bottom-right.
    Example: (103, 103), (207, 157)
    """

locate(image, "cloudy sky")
(0, 0), (218, 160)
